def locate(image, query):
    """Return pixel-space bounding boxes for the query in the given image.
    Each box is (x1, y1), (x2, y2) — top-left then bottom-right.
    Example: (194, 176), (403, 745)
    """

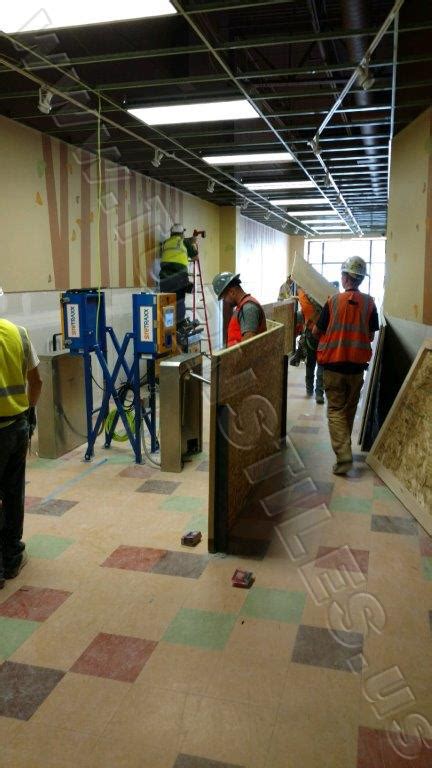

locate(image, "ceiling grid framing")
(0, 0), (430, 235)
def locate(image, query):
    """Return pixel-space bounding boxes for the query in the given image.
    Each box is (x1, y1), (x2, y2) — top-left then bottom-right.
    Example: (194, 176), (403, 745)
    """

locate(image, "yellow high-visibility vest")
(0, 319), (30, 417)
(160, 235), (189, 268)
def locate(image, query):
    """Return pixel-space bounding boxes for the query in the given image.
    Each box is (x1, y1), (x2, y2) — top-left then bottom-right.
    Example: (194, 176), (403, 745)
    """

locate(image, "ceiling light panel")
(300, 219), (343, 224)
(203, 152), (292, 165)
(1, 1), (176, 32)
(245, 181), (315, 191)
(271, 198), (326, 206)
(288, 210), (338, 216)
(129, 100), (258, 126)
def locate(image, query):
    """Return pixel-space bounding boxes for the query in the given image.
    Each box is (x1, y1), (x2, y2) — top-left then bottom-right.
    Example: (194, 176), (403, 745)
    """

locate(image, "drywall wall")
(385, 108), (432, 323)
(236, 213), (289, 304)
(218, 206), (237, 274)
(0, 114), (220, 293)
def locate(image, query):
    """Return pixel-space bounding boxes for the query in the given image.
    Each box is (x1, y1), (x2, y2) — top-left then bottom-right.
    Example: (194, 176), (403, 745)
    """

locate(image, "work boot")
(4, 552), (28, 580)
(332, 461), (353, 475)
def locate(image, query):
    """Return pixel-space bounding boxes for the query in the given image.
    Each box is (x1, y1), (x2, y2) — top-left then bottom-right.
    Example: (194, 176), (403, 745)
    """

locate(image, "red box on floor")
(231, 569), (254, 588)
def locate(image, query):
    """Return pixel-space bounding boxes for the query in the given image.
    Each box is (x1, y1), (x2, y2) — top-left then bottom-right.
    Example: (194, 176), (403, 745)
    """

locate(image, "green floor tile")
(329, 496), (372, 515)
(163, 608), (236, 650)
(241, 587), (306, 623)
(421, 557), (432, 581)
(373, 486), (397, 502)
(0, 617), (39, 659)
(160, 496), (206, 513)
(30, 457), (65, 470)
(188, 513), (208, 533)
(105, 454), (134, 464)
(26, 534), (74, 560)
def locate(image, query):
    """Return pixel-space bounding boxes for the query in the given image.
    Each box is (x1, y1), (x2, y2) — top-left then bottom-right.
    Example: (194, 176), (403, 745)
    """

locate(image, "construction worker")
(212, 272), (267, 346)
(0, 304), (42, 588)
(313, 256), (378, 475)
(159, 223), (198, 329)
(278, 275), (295, 301)
(289, 284), (324, 402)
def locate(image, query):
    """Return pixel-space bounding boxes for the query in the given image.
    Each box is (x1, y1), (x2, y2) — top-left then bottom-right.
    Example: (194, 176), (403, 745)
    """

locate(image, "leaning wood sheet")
(367, 340), (432, 529)
(291, 253), (338, 307)
(262, 299), (295, 355)
(359, 324), (386, 450)
(208, 321), (286, 552)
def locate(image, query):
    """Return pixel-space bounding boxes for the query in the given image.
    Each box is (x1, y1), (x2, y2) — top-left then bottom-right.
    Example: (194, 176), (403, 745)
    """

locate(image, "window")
(305, 238), (386, 309)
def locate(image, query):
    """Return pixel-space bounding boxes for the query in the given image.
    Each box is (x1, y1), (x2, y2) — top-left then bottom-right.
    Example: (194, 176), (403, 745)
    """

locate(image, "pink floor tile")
(71, 632), (157, 682)
(0, 586), (71, 621)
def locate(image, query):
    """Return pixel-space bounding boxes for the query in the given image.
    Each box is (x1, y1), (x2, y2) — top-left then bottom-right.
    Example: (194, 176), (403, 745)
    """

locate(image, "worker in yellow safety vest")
(0, 296), (42, 588)
(159, 223), (198, 330)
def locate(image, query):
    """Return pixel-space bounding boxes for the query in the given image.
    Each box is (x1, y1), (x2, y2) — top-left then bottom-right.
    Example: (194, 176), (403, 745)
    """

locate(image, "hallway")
(1, 365), (431, 768)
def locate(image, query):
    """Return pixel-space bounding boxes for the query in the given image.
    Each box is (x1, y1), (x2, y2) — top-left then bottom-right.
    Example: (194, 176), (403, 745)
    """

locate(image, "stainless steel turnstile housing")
(37, 351), (87, 459)
(159, 352), (203, 472)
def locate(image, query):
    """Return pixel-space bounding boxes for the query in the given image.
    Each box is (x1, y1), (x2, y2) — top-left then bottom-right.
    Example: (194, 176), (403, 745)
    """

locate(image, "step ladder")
(187, 257), (212, 355)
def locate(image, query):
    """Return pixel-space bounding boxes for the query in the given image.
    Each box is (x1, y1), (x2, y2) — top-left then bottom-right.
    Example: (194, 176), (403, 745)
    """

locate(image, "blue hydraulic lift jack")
(61, 289), (176, 463)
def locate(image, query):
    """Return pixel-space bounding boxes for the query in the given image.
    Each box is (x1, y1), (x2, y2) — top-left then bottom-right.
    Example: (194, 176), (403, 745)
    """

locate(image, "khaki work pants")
(323, 370), (364, 463)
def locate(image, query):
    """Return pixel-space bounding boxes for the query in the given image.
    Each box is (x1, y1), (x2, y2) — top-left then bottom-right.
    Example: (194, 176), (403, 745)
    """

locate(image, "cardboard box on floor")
(291, 253), (338, 307)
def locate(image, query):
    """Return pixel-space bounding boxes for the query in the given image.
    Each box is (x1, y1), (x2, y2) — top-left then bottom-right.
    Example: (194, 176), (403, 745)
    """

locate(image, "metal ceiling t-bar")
(170, 0), (360, 234)
(0, 43), (314, 235)
(387, 10), (400, 199)
(314, 0), (406, 140)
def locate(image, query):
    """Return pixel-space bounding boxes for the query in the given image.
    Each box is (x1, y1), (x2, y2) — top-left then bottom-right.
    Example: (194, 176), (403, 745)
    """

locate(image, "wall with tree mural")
(0, 114), (220, 293)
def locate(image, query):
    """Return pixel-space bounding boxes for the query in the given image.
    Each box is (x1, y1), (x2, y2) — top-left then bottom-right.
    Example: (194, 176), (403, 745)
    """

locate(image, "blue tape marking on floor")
(42, 458), (108, 502)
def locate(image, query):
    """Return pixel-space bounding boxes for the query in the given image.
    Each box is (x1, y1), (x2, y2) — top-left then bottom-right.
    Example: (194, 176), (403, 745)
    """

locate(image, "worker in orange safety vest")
(313, 256), (379, 476)
(212, 272), (267, 347)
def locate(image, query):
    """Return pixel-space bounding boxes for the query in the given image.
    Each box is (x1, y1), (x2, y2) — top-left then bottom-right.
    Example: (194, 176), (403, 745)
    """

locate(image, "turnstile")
(159, 352), (203, 472)
(37, 351), (87, 458)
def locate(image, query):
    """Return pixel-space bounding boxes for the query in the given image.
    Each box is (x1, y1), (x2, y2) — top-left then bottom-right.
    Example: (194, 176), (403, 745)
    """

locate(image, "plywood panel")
(208, 321), (286, 553)
(291, 253), (338, 307)
(367, 340), (432, 531)
(262, 299), (296, 355)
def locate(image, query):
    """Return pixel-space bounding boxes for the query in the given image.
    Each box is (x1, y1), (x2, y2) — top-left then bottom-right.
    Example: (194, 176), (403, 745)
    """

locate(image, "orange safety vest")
(227, 295), (267, 347)
(297, 288), (320, 325)
(317, 290), (374, 365)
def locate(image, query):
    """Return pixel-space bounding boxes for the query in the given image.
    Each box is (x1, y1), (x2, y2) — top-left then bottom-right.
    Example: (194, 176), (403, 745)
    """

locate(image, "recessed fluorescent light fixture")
(301, 219), (343, 224)
(271, 198), (326, 206)
(1, 1), (176, 32)
(245, 181), (315, 191)
(129, 99), (258, 126)
(203, 152), (292, 165)
(288, 210), (337, 217)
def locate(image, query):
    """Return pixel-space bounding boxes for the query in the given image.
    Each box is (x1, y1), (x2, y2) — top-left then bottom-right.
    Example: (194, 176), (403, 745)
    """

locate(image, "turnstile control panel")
(132, 292), (177, 356)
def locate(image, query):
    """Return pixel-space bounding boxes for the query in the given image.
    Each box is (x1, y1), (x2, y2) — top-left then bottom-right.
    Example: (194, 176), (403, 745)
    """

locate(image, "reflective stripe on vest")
(0, 320), (30, 416)
(227, 295), (267, 347)
(317, 291), (374, 366)
(160, 235), (189, 268)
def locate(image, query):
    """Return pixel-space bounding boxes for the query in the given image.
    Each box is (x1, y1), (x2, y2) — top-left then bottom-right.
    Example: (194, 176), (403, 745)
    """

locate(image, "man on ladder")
(159, 223), (199, 335)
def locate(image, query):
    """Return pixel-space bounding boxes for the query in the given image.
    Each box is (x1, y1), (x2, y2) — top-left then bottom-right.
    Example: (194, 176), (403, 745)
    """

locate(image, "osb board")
(208, 321), (286, 553)
(291, 253), (338, 307)
(262, 299), (296, 355)
(367, 340), (432, 531)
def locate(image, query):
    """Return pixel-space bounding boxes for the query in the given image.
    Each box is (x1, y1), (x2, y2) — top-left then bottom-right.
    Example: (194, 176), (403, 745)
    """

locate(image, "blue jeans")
(305, 328), (323, 397)
(0, 415), (29, 579)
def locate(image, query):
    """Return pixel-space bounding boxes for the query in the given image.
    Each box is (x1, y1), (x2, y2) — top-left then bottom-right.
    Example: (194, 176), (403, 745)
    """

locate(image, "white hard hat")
(171, 222), (185, 235)
(341, 256), (367, 279)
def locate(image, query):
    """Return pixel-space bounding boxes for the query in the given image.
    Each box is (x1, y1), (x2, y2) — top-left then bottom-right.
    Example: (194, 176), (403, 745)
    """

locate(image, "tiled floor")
(0, 363), (431, 767)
